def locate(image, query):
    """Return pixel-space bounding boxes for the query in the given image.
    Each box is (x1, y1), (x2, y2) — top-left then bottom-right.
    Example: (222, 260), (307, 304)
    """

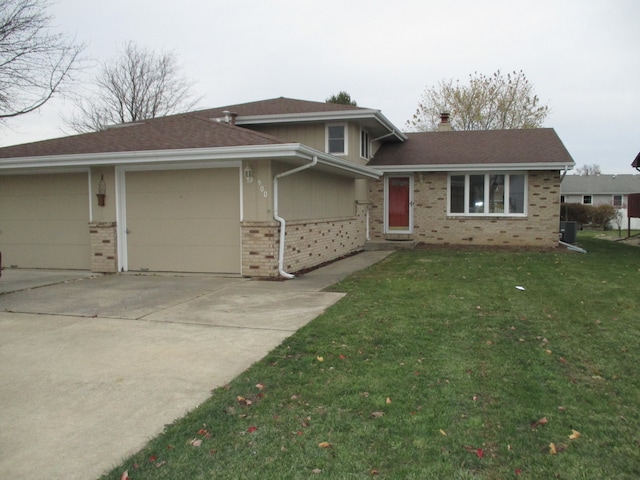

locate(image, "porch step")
(364, 240), (418, 251)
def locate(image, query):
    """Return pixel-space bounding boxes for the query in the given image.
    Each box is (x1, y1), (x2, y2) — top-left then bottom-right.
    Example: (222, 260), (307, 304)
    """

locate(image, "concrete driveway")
(0, 251), (391, 480)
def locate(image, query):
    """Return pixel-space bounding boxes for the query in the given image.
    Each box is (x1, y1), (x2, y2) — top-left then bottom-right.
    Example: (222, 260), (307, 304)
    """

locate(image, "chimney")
(438, 112), (452, 132)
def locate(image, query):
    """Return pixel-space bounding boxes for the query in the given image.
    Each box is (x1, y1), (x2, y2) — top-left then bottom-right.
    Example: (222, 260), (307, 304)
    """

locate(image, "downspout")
(273, 155), (318, 279)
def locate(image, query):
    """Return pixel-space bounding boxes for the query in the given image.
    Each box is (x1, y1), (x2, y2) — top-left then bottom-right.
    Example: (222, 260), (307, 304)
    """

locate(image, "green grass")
(101, 236), (640, 479)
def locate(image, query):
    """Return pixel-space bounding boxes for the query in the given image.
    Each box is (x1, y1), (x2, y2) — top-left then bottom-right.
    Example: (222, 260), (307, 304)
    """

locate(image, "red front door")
(388, 176), (410, 230)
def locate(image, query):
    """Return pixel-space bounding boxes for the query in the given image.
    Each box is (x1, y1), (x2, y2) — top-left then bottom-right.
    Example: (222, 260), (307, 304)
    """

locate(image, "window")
(583, 195), (592, 205)
(612, 195), (623, 207)
(448, 173), (527, 216)
(326, 124), (347, 155)
(560, 195), (565, 203)
(360, 129), (370, 159)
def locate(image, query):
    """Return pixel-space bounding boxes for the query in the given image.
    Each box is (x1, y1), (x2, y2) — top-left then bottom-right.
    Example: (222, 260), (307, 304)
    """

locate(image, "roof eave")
(0, 143), (380, 179)
(235, 109), (407, 142)
(370, 162), (575, 173)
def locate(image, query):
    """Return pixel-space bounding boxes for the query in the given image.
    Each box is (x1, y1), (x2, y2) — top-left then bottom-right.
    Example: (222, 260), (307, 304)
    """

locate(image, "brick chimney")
(438, 112), (452, 132)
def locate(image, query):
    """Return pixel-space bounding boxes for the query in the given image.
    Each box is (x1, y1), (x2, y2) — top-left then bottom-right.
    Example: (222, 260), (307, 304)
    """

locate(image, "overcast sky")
(2, 0), (639, 174)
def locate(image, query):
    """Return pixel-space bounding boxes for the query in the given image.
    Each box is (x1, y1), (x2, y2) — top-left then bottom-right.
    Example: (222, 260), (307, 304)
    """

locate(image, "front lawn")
(102, 237), (640, 479)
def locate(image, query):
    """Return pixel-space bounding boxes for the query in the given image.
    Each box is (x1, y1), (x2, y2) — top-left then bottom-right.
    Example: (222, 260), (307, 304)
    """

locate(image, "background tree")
(406, 70), (549, 131)
(0, 0), (83, 121)
(67, 41), (199, 132)
(326, 91), (357, 106)
(575, 164), (602, 176)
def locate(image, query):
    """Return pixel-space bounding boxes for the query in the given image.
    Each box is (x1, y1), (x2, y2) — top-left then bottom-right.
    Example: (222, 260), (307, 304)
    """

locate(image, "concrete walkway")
(0, 251), (392, 480)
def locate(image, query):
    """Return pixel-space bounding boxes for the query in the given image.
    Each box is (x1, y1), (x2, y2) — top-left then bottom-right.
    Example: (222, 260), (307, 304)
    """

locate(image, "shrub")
(561, 203), (618, 229)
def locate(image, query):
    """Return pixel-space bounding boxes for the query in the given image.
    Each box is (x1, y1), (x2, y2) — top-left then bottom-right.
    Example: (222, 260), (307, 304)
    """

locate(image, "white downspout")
(273, 156), (318, 279)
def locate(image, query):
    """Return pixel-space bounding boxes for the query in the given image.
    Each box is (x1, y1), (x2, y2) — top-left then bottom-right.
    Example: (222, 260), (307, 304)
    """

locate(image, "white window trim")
(612, 195), (623, 208)
(582, 195), (592, 205)
(325, 123), (348, 156)
(447, 172), (528, 217)
(360, 128), (370, 160)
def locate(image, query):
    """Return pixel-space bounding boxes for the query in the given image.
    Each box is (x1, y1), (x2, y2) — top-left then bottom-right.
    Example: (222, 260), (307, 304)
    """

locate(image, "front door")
(386, 175), (413, 233)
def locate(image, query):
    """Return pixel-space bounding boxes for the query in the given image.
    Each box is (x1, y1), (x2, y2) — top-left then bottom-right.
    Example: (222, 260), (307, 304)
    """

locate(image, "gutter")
(273, 155), (318, 279)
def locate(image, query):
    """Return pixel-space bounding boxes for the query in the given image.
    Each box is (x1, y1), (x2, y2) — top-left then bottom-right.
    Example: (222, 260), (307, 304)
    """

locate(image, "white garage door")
(124, 168), (241, 273)
(0, 173), (90, 269)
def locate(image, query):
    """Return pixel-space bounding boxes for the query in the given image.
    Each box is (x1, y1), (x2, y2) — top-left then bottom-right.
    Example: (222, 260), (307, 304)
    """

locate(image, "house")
(560, 174), (640, 229)
(0, 97), (575, 278)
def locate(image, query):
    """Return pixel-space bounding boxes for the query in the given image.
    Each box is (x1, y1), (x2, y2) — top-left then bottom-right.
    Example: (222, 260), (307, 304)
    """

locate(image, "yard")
(102, 235), (639, 479)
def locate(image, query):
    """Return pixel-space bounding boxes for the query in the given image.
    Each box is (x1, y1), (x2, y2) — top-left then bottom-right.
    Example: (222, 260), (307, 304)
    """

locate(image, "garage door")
(125, 168), (241, 273)
(0, 173), (90, 269)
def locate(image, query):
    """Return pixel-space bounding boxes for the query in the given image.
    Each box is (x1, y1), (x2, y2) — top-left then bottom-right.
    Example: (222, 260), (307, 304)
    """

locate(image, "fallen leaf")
(247, 426), (258, 433)
(190, 438), (202, 447)
(312, 468), (322, 474)
(317, 356), (324, 362)
(370, 411), (385, 419)
(476, 448), (484, 458)
(545, 349), (553, 354)
(148, 455), (157, 462)
(549, 443), (557, 455)
(569, 429), (581, 440)
(318, 441), (332, 448)
(439, 429), (447, 436)
(256, 383), (265, 390)
(155, 460), (167, 468)
(339, 354), (346, 360)
(120, 472), (129, 480)
(515, 468), (522, 474)
(531, 417), (548, 428)
(371, 469), (379, 475)
(386, 397), (392, 404)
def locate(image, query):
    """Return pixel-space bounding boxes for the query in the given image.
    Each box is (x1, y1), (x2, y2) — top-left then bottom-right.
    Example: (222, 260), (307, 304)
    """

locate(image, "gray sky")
(2, 0), (639, 174)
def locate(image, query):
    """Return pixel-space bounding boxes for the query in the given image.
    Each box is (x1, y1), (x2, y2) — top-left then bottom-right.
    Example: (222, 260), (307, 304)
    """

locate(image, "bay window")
(448, 173), (527, 216)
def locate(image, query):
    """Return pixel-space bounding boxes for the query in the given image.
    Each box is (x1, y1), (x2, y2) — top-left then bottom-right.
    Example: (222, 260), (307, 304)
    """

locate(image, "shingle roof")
(0, 97), (369, 160)
(561, 174), (640, 194)
(0, 113), (284, 159)
(194, 97), (365, 118)
(633, 152), (640, 169)
(368, 128), (574, 168)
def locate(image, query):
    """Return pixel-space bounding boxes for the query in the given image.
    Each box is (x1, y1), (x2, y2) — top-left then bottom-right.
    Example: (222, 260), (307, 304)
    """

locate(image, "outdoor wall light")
(97, 174), (106, 206)
(244, 164), (254, 183)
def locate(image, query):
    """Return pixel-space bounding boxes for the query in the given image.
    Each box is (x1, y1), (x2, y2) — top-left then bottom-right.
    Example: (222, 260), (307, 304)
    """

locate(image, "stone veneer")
(241, 205), (368, 278)
(368, 171), (561, 248)
(88, 222), (118, 273)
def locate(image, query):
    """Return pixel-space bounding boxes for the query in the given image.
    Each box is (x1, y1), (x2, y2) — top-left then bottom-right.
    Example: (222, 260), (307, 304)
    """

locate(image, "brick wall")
(241, 205), (367, 278)
(88, 222), (118, 273)
(368, 171), (561, 248)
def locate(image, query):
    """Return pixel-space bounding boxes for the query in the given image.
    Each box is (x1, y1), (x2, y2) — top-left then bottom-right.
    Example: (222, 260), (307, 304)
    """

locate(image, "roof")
(633, 152), (640, 169)
(368, 128), (575, 171)
(0, 97), (404, 161)
(0, 113), (284, 159)
(561, 174), (640, 194)
(195, 97), (364, 117)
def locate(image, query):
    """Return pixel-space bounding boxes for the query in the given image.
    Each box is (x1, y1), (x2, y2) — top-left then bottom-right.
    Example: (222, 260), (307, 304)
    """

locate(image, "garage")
(0, 173), (90, 269)
(123, 167), (241, 274)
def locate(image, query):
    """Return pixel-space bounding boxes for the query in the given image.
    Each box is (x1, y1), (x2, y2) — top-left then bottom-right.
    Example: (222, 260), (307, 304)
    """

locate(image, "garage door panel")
(127, 191), (237, 220)
(0, 173), (90, 269)
(128, 245), (238, 273)
(125, 168), (240, 274)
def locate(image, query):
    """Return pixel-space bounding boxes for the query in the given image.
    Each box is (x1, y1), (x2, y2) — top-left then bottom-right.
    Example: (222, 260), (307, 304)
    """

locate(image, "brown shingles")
(369, 129), (574, 167)
(0, 114), (284, 159)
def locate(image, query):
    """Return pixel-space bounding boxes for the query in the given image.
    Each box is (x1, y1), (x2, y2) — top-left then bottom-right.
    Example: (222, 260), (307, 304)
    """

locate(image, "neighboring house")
(0, 97), (575, 278)
(560, 174), (640, 229)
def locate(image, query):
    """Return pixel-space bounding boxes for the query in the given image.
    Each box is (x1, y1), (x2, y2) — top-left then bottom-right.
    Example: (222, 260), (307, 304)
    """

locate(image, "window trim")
(447, 172), (528, 217)
(360, 128), (370, 160)
(612, 195), (623, 208)
(325, 123), (348, 156)
(583, 195), (592, 205)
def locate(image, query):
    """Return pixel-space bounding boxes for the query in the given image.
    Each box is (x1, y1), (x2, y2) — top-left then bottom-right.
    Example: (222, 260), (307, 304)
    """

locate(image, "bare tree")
(0, 0), (83, 121)
(406, 70), (550, 131)
(575, 164), (602, 176)
(67, 42), (200, 132)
